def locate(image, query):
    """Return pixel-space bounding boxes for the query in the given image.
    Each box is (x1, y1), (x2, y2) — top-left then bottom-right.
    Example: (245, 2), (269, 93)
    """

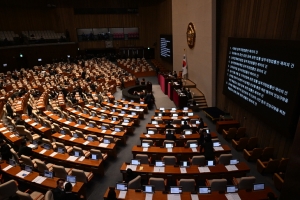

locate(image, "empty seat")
(243, 148), (263, 162)
(222, 128), (237, 140)
(257, 158), (280, 174)
(190, 155), (206, 166)
(70, 169), (93, 183)
(0, 180), (18, 200)
(232, 137), (248, 151)
(260, 147), (274, 161)
(148, 177), (166, 191)
(162, 156), (177, 165)
(44, 190), (54, 200)
(246, 137), (258, 150)
(233, 176), (256, 190)
(35, 160), (53, 173)
(216, 154), (232, 165)
(273, 173), (284, 191)
(136, 154), (151, 164)
(52, 165), (72, 179)
(16, 190), (44, 200)
(178, 179), (196, 192)
(73, 146), (90, 158)
(205, 178), (227, 192)
(277, 158), (289, 173)
(235, 127), (246, 139)
(128, 175), (141, 189)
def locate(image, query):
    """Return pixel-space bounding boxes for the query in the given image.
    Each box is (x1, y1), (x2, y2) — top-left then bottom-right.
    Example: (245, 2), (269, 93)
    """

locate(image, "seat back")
(186, 140), (198, 147)
(217, 154), (232, 165)
(128, 175), (141, 189)
(237, 176), (256, 190)
(44, 190), (54, 200)
(53, 123), (60, 133)
(90, 149), (103, 159)
(10, 149), (20, 165)
(16, 125), (26, 136)
(163, 140), (175, 147)
(42, 138), (53, 149)
(136, 154), (149, 164)
(260, 147), (274, 161)
(172, 119), (181, 124)
(265, 159), (280, 173)
(35, 160), (49, 173)
(73, 146), (84, 156)
(236, 127), (246, 139)
(236, 137), (248, 150)
(277, 158), (289, 173)
(250, 148), (263, 161)
(74, 130), (85, 138)
(246, 137), (258, 150)
(71, 169), (87, 183)
(52, 165), (67, 179)
(210, 179), (227, 192)
(88, 134), (99, 141)
(24, 130), (34, 142)
(226, 128), (237, 139)
(16, 190), (32, 200)
(149, 177), (165, 191)
(191, 155), (206, 166)
(0, 180), (18, 200)
(20, 155), (34, 167)
(162, 156), (176, 165)
(62, 127), (72, 136)
(178, 179), (195, 192)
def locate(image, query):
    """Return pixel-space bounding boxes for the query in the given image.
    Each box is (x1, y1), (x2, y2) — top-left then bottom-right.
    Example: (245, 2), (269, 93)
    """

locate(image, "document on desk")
(143, 148), (148, 152)
(170, 110), (176, 113)
(119, 114), (124, 116)
(83, 141), (89, 145)
(74, 124), (79, 127)
(111, 131), (116, 135)
(145, 134), (150, 138)
(3, 130), (9, 134)
(101, 130), (106, 133)
(191, 148), (198, 152)
(92, 107), (97, 110)
(100, 110), (105, 112)
(180, 167), (187, 173)
(225, 165), (238, 171)
(118, 191), (127, 199)
(99, 143), (109, 147)
(84, 127), (89, 130)
(57, 118), (62, 121)
(31, 122), (38, 126)
(50, 152), (57, 157)
(39, 149), (47, 154)
(27, 144), (36, 148)
(99, 119), (104, 121)
(16, 170), (29, 178)
(32, 176), (46, 184)
(71, 110), (77, 113)
(59, 135), (65, 138)
(171, 117), (178, 119)
(153, 167), (165, 172)
(214, 147), (224, 151)
(2, 165), (13, 171)
(78, 156), (85, 161)
(64, 121), (71, 124)
(191, 194), (199, 200)
(24, 119), (31, 123)
(225, 193), (241, 200)
(198, 167), (210, 173)
(67, 156), (78, 161)
(167, 148), (172, 152)
(122, 122), (129, 126)
(155, 125), (160, 127)
(69, 137), (76, 141)
(126, 165), (137, 171)
(145, 193), (153, 200)
(9, 134), (15, 138)
(128, 115), (133, 117)
(89, 116), (93, 119)
(167, 194), (181, 200)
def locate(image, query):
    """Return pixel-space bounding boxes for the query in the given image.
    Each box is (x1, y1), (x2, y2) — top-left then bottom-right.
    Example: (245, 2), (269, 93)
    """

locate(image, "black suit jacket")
(52, 187), (64, 200)
(165, 134), (176, 141)
(200, 141), (214, 160)
(0, 143), (12, 161)
(62, 192), (80, 200)
(18, 146), (32, 157)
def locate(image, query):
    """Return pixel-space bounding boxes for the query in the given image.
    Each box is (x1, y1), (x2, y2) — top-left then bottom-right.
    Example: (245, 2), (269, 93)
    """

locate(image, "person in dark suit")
(107, 187), (117, 200)
(0, 139), (12, 162)
(27, 104), (33, 117)
(181, 121), (191, 130)
(6, 102), (13, 117)
(15, 116), (25, 126)
(52, 179), (65, 200)
(198, 129), (207, 146)
(61, 182), (80, 200)
(18, 140), (32, 157)
(198, 118), (205, 129)
(81, 71), (86, 79)
(165, 121), (174, 129)
(124, 168), (137, 183)
(141, 78), (146, 85)
(200, 136), (214, 160)
(165, 129), (176, 140)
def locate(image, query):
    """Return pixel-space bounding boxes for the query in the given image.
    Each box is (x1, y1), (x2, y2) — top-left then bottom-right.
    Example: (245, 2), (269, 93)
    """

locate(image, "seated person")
(165, 121), (174, 129)
(141, 78), (146, 85)
(181, 121), (191, 130)
(165, 129), (176, 140)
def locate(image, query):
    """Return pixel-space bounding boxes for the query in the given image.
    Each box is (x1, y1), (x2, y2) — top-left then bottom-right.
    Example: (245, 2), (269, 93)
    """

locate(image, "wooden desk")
(0, 162), (86, 198)
(139, 132), (218, 147)
(31, 145), (105, 176)
(155, 109), (193, 116)
(22, 115), (52, 139)
(146, 123), (201, 133)
(216, 120), (240, 133)
(119, 162), (250, 180)
(44, 111), (127, 145)
(103, 188), (274, 200)
(117, 99), (148, 114)
(102, 101), (144, 119)
(132, 145), (231, 160)
(85, 104), (140, 125)
(52, 132), (117, 158)
(0, 123), (22, 146)
(65, 107), (135, 134)
(173, 89), (188, 109)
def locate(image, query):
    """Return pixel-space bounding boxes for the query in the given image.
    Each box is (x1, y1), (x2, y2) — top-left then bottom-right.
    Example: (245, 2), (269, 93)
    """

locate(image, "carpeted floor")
(85, 76), (279, 200)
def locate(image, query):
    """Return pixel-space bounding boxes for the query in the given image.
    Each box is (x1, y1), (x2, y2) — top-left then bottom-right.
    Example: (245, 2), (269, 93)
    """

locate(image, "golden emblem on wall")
(186, 22), (196, 48)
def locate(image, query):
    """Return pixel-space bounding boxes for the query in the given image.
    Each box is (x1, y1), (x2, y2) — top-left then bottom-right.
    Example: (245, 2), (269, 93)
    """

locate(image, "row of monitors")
(148, 129), (209, 135)
(116, 183), (265, 193)
(140, 140), (219, 148)
(76, 113), (131, 123)
(159, 107), (189, 111)
(60, 124), (123, 131)
(156, 112), (194, 117)
(151, 119), (198, 125)
(129, 159), (240, 167)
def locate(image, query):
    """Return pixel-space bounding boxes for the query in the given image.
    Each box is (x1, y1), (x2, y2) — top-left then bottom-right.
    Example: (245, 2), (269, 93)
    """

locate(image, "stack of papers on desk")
(119, 114), (124, 116)
(92, 107), (97, 110)
(168, 194), (181, 200)
(39, 126), (45, 130)
(101, 130), (106, 133)
(50, 152), (57, 157)
(225, 165), (238, 171)
(171, 117), (178, 119)
(83, 141), (89, 145)
(27, 144), (36, 148)
(118, 191), (127, 199)
(191, 148), (198, 152)
(64, 121), (71, 124)
(155, 125), (160, 127)
(167, 148), (172, 152)
(145, 134), (150, 138)
(122, 123), (129, 126)
(3, 165), (13, 171)
(9, 134), (15, 138)
(78, 156), (85, 161)
(32, 176), (46, 184)
(72, 110), (77, 113)
(25, 119), (31, 123)
(198, 167), (210, 173)
(153, 167), (165, 172)
(84, 127), (89, 130)
(128, 115), (133, 117)
(126, 165), (137, 171)
(225, 193), (241, 200)
(69, 137), (76, 141)
(3, 131), (9, 134)
(191, 194), (199, 200)
(39, 149), (47, 154)
(16, 170), (29, 178)
(214, 147), (224, 151)
(111, 131), (116, 135)
(145, 193), (153, 200)
(74, 124), (80, 127)
(143, 148), (148, 152)
(31, 122), (38, 126)
(180, 167), (187, 173)
(59, 135), (65, 138)
(67, 156), (78, 161)
(99, 143), (109, 148)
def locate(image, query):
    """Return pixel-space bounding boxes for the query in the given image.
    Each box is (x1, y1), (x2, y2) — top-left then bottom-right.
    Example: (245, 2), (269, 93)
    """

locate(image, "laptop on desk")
(143, 185), (155, 193)
(131, 159), (140, 165)
(66, 175), (76, 186)
(226, 185), (238, 193)
(170, 186), (182, 194)
(116, 183), (128, 191)
(199, 187), (211, 194)
(155, 161), (165, 167)
(44, 170), (53, 178)
(253, 183), (265, 191)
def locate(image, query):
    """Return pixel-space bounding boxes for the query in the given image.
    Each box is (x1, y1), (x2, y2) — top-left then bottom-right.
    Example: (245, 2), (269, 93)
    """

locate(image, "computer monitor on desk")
(44, 170), (53, 178)
(199, 187), (211, 194)
(66, 175), (76, 186)
(165, 143), (173, 148)
(116, 183), (128, 191)
(152, 121), (158, 125)
(143, 185), (155, 193)
(155, 161), (165, 167)
(131, 159), (140, 165)
(206, 160), (215, 166)
(253, 183), (265, 191)
(57, 147), (65, 154)
(226, 185), (238, 193)
(180, 161), (190, 167)
(170, 186), (182, 194)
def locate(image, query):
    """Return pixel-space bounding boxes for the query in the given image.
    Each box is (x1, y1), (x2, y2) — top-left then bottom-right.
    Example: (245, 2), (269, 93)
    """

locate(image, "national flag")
(182, 54), (187, 75)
